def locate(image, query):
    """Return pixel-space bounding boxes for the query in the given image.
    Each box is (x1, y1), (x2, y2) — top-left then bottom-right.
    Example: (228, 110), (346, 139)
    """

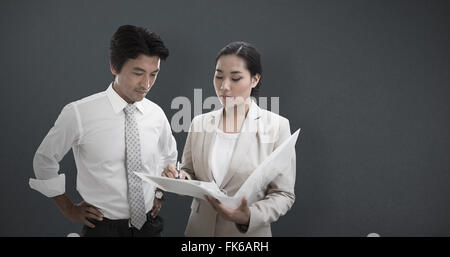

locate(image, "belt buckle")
(128, 219), (133, 228)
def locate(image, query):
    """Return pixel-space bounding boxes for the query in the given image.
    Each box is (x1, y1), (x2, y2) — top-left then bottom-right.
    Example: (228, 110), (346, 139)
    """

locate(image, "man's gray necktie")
(124, 104), (147, 229)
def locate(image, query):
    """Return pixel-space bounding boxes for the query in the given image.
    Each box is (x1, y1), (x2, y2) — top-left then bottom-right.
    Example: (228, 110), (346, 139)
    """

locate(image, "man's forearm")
(52, 193), (74, 216)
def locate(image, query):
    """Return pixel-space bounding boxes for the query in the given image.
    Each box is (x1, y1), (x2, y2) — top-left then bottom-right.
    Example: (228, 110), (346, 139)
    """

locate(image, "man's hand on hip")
(66, 201), (104, 228)
(52, 194), (103, 228)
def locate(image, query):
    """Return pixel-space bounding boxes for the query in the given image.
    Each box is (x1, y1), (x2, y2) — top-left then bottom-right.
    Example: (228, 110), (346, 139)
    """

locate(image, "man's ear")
(110, 62), (118, 76)
(251, 74), (261, 88)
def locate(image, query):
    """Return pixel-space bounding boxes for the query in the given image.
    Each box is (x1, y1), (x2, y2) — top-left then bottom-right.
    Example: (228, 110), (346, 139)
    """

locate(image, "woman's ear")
(251, 74), (261, 88)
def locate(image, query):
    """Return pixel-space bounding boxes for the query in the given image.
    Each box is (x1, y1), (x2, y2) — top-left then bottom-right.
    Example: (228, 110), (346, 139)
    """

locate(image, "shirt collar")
(106, 83), (145, 115)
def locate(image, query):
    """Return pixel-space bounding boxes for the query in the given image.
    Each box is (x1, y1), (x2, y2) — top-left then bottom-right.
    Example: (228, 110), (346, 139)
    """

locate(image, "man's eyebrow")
(132, 67), (160, 73)
(132, 67), (146, 72)
(216, 69), (223, 73)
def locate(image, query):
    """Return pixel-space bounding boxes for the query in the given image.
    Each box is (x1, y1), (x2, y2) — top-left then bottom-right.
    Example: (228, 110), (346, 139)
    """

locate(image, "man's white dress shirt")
(29, 83), (177, 219)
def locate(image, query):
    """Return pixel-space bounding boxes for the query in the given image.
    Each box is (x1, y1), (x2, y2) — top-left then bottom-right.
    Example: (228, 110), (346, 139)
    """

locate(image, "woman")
(163, 42), (296, 236)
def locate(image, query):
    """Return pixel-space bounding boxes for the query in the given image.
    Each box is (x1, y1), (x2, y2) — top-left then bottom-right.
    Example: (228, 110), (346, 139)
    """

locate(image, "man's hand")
(205, 195), (251, 225)
(150, 198), (163, 219)
(52, 194), (103, 228)
(65, 201), (104, 228)
(162, 164), (187, 179)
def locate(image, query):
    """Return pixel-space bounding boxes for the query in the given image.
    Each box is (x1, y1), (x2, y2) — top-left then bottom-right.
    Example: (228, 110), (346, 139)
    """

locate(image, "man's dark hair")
(215, 41), (262, 97)
(110, 25), (169, 73)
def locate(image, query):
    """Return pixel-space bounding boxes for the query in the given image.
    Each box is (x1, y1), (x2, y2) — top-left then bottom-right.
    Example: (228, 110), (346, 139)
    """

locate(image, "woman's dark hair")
(215, 41), (262, 97)
(109, 25), (169, 73)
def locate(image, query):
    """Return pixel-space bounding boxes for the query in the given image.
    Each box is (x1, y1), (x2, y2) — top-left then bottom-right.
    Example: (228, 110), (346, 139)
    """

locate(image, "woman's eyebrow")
(215, 69), (242, 74)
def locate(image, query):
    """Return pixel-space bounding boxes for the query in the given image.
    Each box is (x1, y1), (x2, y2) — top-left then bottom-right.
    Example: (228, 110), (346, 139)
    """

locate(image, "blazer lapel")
(219, 101), (261, 190)
(202, 110), (222, 182)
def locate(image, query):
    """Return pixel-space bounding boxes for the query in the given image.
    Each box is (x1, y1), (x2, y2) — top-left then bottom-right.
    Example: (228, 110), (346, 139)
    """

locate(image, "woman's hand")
(162, 164), (187, 179)
(205, 195), (251, 225)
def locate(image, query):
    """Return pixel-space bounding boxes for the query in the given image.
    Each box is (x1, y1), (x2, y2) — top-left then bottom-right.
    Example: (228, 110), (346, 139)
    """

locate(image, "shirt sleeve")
(157, 113), (178, 174)
(29, 103), (81, 197)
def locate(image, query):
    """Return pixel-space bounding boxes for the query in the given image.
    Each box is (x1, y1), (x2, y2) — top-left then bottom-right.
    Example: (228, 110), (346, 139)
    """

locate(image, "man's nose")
(140, 76), (151, 88)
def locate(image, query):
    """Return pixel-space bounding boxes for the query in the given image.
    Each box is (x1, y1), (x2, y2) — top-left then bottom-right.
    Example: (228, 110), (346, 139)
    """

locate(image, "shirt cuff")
(29, 174), (65, 197)
(183, 172), (193, 180)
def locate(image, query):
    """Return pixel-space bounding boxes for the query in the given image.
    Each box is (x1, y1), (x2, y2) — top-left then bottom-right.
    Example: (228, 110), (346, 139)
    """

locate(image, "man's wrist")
(155, 189), (165, 201)
(52, 194), (73, 212)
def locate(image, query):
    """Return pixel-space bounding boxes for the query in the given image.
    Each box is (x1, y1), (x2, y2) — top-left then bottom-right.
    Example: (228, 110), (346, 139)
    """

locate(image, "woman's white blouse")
(210, 128), (240, 187)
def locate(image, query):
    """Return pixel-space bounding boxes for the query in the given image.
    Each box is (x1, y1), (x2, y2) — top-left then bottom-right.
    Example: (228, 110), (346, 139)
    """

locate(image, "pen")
(176, 161), (181, 179)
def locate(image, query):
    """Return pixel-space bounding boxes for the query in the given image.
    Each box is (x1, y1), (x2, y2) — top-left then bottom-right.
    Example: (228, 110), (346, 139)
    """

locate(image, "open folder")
(135, 128), (301, 209)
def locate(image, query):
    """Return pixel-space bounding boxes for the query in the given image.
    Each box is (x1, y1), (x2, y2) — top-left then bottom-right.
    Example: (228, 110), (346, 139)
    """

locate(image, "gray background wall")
(0, 0), (449, 236)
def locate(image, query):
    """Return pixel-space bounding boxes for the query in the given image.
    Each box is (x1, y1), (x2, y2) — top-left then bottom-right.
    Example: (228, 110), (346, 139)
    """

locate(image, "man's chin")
(134, 94), (146, 102)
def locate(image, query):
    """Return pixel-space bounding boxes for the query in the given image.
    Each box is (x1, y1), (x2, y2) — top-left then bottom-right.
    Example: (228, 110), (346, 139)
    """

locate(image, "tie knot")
(124, 104), (137, 115)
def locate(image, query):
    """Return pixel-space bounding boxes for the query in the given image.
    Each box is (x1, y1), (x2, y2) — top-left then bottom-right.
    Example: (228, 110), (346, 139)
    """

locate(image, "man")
(29, 25), (177, 237)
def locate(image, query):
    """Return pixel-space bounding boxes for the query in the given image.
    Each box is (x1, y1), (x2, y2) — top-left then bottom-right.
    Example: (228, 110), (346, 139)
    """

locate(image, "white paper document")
(135, 128), (301, 209)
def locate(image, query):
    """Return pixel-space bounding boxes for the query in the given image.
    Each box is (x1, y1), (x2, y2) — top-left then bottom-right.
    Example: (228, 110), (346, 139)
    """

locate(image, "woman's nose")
(221, 79), (231, 91)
